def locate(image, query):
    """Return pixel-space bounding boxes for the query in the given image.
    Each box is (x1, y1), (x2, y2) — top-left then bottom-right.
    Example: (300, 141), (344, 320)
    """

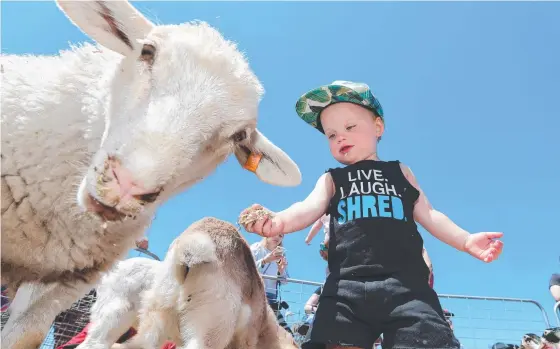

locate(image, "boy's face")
(320, 102), (384, 165)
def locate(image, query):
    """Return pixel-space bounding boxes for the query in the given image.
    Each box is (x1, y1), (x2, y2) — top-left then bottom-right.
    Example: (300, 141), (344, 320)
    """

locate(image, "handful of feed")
(237, 205), (275, 229)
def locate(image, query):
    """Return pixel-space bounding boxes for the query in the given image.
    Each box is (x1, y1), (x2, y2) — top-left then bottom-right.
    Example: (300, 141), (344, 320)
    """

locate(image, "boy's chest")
(330, 166), (414, 224)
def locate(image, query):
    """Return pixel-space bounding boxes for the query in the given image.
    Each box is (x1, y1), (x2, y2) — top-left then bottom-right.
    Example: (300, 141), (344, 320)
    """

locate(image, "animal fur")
(73, 257), (160, 349)
(107, 217), (298, 349)
(0, 0), (301, 348)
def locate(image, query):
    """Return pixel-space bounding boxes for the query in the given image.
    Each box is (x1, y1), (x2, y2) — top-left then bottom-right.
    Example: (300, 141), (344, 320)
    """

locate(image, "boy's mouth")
(340, 145), (353, 155)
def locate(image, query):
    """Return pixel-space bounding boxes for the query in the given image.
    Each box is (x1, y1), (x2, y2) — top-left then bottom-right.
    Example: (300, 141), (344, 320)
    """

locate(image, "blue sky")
(2, 1), (559, 347)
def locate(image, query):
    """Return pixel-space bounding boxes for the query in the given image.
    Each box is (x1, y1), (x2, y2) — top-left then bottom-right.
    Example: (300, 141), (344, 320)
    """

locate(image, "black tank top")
(325, 159), (429, 279)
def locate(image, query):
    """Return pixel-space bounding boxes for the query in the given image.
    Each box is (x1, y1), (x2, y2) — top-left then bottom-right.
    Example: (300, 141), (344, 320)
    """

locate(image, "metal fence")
(262, 275), (552, 349)
(554, 301), (560, 326)
(2, 256), (553, 349)
(0, 248), (160, 349)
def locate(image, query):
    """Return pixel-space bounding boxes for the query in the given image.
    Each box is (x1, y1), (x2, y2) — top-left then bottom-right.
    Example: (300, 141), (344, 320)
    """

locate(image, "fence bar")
(2, 262), (553, 349)
(262, 275), (551, 328)
(261, 274), (553, 348)
(554, 301), (560, 326)
(262, 274), (323, 287)
(133, 247), (161, 260)
(436, 293), (551, 329)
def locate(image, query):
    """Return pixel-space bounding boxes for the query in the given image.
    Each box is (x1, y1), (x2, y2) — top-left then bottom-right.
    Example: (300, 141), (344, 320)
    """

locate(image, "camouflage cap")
(295, 80), (384, 134)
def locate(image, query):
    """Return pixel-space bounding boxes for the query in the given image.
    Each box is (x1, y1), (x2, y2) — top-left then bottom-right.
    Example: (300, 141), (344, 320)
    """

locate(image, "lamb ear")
(56, 0), (154, 56)
(234, 129), (302, 187)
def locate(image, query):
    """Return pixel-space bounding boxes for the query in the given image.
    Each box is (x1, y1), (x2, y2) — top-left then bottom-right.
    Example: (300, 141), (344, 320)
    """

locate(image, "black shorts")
(302, 273), (460, 349)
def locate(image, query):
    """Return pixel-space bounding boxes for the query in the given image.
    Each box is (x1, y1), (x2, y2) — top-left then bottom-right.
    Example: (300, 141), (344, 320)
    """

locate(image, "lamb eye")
(135, 191), (160, 203)
(140, 44), (156, 64)
(233, 130), (247, 143)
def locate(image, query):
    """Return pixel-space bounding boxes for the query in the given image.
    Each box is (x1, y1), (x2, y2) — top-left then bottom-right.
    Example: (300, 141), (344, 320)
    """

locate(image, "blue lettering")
(391, 196), (404, 220)
(347, 196), (361, 221)
(378, 195), (392, 218)
(336, 194), (407, 225)
(361, 195), (377, 218)
(337, 199), (347, 224)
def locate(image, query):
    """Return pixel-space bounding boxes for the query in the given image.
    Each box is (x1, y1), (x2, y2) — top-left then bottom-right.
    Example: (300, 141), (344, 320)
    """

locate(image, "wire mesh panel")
(2, 259), (551, 349)
(0, 248), (160, 349)
(263, 276), (551, 349)
(39, 289), (97, 349)
(262, 275), (324, 347)
(437, 294), (550, 349)
(1, 310), (10, 331)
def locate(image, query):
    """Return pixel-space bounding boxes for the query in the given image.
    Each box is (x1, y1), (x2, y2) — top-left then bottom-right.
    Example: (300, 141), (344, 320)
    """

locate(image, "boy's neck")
(352, 152), (379, 163)
(336, 151), (380, 166)
(364, 152), (379, 161)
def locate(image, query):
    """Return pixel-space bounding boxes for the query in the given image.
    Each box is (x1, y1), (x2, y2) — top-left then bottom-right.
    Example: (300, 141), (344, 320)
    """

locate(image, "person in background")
(422, 247), (434, 289)
(250, 235), (289, 301)
(443, 309), (454, 330)
(319, 240), (330, 276)
(305, 214), (330, 246)
(250, 235), (292, 334)
(549, 273), (560, 302)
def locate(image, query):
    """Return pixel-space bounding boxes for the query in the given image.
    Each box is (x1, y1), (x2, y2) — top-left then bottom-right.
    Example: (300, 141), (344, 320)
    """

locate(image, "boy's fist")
(238, 204), (284, 237)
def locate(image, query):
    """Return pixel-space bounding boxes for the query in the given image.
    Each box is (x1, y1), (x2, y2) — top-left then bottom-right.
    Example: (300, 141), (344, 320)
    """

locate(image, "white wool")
(78, 218), (297, 349)
(0, 1), (301, 348)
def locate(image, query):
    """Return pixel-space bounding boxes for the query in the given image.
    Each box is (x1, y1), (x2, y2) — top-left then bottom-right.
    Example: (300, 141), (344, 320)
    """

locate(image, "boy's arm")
(401, 163), (503, 263)
(400, 163), (470, 251)
(275, 172), (334, 234)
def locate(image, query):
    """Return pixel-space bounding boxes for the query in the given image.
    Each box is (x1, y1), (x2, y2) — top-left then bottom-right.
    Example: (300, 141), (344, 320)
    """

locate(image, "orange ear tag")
(243, 152), (263, 173)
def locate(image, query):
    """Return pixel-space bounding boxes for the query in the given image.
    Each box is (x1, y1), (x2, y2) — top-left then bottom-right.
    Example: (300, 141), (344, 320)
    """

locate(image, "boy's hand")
(463, 232), (504, 263)
(238, 204), (284, 237)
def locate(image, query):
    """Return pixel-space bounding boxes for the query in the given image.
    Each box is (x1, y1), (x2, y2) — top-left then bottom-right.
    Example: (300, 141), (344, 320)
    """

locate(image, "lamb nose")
(108, 158), (161, 203)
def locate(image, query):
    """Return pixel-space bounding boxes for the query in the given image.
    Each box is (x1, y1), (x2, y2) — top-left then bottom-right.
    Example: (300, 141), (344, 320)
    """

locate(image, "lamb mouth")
(86, 194), (129, 222)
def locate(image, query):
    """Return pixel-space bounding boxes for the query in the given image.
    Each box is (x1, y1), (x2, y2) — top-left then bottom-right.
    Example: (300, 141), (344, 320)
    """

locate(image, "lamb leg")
(1, 281), (93, 349)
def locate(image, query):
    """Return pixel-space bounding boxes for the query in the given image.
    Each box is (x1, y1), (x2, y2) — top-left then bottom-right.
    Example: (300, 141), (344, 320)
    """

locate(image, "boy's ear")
(375, 116), (385, 141)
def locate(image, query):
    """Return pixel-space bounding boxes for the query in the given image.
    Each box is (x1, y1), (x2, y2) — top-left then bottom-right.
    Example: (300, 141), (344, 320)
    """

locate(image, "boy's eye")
(346, 125), (356, 131)
(328, 134), (335, 140)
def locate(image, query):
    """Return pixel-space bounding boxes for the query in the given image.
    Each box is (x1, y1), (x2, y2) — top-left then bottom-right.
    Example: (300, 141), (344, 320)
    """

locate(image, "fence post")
(554, 301), (560, 326)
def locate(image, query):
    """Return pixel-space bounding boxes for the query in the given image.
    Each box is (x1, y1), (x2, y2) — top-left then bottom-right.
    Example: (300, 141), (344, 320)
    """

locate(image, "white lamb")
(76, 257), (160, 349)
(107, 217), (298, 349)
(0, 0), (301, 348)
